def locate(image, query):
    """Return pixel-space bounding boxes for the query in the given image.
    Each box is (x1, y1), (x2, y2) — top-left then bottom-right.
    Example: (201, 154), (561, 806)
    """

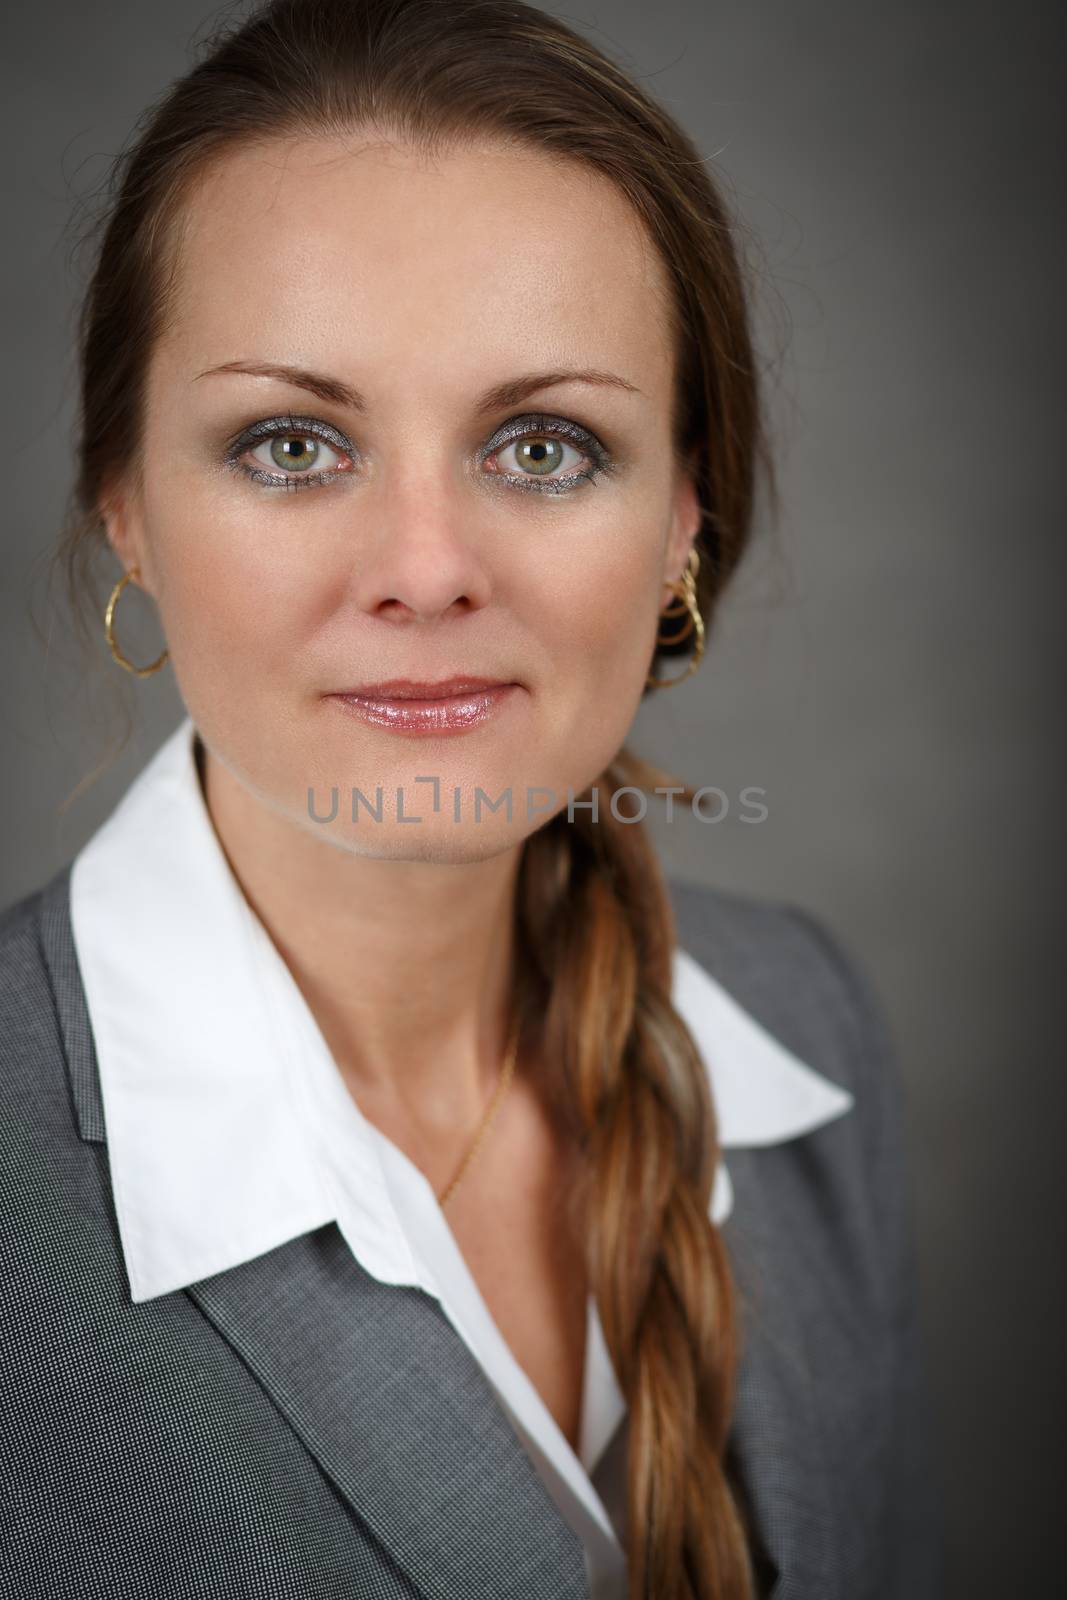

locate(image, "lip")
(327, 677), (521, 737)
(335, 676), (513, 700)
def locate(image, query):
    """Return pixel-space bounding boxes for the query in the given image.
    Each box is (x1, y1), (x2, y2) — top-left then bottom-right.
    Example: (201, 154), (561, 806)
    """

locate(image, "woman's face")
(110, 134), (701, 862)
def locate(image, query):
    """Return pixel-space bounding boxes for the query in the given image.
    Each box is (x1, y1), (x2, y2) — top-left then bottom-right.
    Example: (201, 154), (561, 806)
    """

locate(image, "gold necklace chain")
(436, 1008), (522, 1208)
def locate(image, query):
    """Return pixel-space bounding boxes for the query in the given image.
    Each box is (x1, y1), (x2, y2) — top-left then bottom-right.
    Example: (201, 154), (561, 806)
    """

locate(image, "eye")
(249, 433), (347, 475)
(482, 413), (614, 494)
(224, 414), (355, 492)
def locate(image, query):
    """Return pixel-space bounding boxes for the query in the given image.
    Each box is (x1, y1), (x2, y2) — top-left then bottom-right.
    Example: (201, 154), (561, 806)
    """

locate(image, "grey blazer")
(0, 863), (944, 1599)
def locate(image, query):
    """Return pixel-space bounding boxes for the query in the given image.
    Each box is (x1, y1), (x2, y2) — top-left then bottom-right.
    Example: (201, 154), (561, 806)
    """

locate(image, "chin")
(305, 813), (533, 866)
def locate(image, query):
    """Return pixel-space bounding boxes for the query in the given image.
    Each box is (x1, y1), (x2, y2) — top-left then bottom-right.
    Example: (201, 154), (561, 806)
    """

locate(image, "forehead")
(156, 133), (677, 403)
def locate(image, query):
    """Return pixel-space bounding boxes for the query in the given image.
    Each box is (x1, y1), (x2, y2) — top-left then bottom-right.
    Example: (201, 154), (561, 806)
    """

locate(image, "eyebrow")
(192, 359), (643, 413)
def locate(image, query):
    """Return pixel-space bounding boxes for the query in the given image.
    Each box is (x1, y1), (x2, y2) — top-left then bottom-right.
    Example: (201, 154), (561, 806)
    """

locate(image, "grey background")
(2, 2), (1063, 1593)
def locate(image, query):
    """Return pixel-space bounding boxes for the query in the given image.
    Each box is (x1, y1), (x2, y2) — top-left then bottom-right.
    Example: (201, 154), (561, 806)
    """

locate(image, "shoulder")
(665, 873), (918, 1285)
(0, 871), (60, 1025)
(667, 873), (919, 1306)
(0, 866), (77, 1125)
(666, 873), (897, 1108)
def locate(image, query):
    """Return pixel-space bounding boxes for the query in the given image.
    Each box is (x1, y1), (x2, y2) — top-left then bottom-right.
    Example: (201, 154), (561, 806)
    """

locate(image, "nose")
(350, 475), (494, 625)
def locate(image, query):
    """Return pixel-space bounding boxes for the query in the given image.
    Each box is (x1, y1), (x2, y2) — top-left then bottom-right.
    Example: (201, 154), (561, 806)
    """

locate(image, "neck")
(196, 735), (524, 1134)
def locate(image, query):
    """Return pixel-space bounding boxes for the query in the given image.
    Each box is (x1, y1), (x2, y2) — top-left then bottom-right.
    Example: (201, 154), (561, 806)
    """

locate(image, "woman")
(0, 1), (942, 1596)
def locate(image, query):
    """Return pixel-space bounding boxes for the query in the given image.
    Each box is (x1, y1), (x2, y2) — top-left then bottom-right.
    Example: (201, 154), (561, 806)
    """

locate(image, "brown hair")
(53, 2), (779, 1592)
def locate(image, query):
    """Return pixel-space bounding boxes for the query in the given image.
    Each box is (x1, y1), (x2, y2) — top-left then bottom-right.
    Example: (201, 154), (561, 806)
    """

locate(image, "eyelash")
(221, 411), (617, 495)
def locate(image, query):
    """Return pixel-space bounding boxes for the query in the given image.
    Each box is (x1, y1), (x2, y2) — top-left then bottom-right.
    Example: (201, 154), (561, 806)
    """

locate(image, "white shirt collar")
(70, 716), (853, 1306)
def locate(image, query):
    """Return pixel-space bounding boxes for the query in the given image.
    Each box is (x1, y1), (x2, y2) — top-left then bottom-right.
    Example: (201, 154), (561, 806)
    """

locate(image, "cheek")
(147, 485), (313, 687)
(528, 528), (663, 766)
(557, 531), (660, 668)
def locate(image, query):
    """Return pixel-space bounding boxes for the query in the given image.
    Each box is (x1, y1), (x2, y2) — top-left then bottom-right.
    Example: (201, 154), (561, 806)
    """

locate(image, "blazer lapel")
(722, 1147), (843, 1600)
(38, 866), (590, 1600)
(184, 1228), (591, 1600)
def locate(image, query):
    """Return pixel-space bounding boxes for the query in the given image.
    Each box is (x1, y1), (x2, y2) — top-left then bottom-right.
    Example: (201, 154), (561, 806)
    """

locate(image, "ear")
(100, 480), (155, 595)
(661, 447), (703, 590)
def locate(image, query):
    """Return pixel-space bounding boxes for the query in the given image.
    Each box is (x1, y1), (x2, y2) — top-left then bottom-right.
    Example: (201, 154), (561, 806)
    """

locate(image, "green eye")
(225, 413), (353, 492)
(486, 412), (614, 493)
(243, 429), (348, 482)
(512, 437), (565, 476)
(269, 435), (320, 471)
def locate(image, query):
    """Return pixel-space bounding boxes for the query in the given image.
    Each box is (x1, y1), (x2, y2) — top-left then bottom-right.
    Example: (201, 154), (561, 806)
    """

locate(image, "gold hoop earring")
(104, 567), (170, 677)
(645, 547), (706, 690)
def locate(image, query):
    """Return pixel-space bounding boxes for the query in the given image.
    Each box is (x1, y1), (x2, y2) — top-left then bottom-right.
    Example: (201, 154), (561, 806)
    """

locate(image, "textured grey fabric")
(0, 863), (944, 1599)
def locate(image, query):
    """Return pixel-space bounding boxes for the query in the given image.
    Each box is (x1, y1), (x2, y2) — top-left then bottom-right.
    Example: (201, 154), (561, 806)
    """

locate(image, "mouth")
(325, 676), (521, 737)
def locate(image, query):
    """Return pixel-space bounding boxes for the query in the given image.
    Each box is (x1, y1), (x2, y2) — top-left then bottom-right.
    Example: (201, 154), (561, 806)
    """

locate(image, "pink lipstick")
(327, 676), (520, 737)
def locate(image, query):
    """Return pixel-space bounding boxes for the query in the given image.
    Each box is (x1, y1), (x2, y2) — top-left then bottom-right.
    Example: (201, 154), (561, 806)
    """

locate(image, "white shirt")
(69, 716), (854, 1600)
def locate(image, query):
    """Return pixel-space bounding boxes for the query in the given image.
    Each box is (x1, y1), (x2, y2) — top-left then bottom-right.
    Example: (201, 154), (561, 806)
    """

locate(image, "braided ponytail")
(515, 758), (756, 1598)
